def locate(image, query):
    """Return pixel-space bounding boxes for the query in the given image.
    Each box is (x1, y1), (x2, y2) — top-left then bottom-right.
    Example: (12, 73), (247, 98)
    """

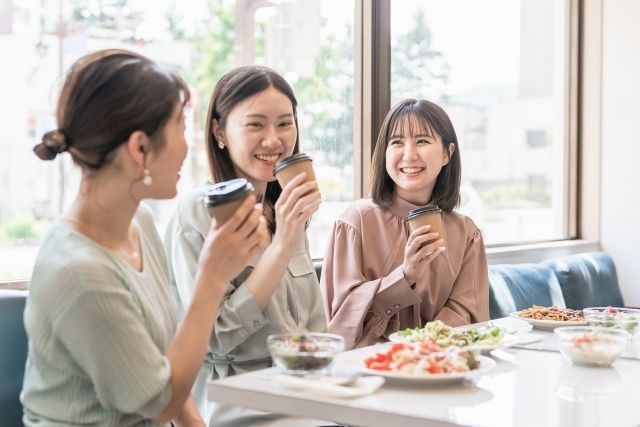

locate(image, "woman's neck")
(63, 177), (139, 249)
(395, 188), (434, 207)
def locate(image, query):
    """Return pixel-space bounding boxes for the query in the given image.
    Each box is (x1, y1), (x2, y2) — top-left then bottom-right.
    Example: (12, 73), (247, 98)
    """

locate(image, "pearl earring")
(143, 168), (153, 186)
(218, 141), (225, 150)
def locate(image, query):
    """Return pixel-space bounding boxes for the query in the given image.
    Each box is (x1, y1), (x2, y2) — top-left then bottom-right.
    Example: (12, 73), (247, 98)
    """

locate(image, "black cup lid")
(205, 178), (254, 206)
(273, 152), (312, 175)
(407, 206), (442, 221)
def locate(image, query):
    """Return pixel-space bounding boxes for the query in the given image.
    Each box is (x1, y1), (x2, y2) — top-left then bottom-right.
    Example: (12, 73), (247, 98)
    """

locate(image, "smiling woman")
(164, 66), (329, 426)
(380, 99), (459, 208)
(320, 99), (489, 350)
(205, 66), (303, 227)
(212, 86), (298, 190)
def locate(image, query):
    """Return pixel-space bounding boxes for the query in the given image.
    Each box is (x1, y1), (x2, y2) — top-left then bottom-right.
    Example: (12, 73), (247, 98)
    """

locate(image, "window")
(0, 0), (580, 281)
(390, 0), (573, 244)
(0, 0), (354, 279)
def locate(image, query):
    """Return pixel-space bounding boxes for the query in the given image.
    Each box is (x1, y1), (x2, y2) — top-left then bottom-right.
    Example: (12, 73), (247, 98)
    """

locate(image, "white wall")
(601, 0), (640, 306)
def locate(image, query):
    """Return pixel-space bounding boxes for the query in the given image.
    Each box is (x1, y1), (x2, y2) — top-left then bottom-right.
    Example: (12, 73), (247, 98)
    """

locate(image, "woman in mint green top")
(22, 50), (268, 426)
(24, 205), (176, 425)
(165, 66), (327, 426)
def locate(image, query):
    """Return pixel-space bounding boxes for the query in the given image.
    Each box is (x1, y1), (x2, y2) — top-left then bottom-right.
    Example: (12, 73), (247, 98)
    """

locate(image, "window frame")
(350, 0), (597, 265)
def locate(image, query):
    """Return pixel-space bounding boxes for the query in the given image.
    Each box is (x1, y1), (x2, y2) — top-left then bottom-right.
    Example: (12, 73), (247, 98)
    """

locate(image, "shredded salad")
(396, 320), (505, 348)
(364, 340), (479, 375)
(584, 306), (639, 334)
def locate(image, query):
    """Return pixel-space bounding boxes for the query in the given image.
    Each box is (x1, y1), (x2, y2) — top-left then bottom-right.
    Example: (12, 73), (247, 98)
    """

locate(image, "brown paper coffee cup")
(273, 153), (316, 189)
(205, 178), (254, 226)
(407, 207), (447, 247)
(207, 197), (247, 226)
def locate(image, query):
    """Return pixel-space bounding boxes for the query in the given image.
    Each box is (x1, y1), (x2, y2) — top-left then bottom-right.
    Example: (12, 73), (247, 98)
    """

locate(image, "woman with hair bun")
(22, 49), (269, 426)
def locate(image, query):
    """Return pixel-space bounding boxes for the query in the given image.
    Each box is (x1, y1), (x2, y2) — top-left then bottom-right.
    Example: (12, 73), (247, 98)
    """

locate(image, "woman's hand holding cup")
(272, 172), (321, 256)
(402, 225), (445, 285)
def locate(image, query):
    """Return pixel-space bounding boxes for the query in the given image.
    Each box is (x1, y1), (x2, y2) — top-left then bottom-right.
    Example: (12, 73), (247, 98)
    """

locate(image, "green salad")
(396, 320), (505, 348)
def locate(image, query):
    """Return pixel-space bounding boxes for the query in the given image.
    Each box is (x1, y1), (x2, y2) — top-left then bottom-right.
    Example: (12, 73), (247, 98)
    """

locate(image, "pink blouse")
(321, 196), (489, 349)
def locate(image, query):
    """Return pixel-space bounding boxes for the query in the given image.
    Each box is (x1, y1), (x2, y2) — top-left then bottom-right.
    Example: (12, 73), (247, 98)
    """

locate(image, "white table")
(208, 329), (640, 427)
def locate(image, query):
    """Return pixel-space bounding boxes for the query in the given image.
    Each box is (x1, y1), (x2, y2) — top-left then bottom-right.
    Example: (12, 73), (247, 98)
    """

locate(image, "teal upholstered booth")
(0, 289), (28, 427)
(488, 263), (566, 319)
(489, 251), (623, 319)
(542, 252), (624, 310)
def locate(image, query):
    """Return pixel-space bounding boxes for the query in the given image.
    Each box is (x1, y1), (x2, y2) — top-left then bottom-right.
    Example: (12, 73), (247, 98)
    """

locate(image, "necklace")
(113, 228), (141, 264)
(119, 244), (140, 261)
(114, 232), (142, 271)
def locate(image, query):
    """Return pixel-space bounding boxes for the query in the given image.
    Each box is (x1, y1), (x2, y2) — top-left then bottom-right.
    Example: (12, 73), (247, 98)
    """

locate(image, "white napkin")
(274, 375), (385, 398)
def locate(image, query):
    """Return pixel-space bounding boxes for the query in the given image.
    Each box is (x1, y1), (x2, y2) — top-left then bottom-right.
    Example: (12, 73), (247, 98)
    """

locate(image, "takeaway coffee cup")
(204, 178), (254, 225)
(406, 206), (447, 247)
(273, 153), (316, 189)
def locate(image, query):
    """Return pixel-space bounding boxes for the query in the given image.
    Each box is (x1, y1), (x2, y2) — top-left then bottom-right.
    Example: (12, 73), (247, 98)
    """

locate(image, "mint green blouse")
(165, 187), (327, 426)
(21, 205), (176, 426)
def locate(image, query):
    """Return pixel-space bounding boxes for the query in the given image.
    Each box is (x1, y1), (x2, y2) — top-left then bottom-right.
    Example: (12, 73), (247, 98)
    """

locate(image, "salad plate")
(389, 321), (517, 351)
(583, 307), (640, 336)
(350, 352), (496, 384)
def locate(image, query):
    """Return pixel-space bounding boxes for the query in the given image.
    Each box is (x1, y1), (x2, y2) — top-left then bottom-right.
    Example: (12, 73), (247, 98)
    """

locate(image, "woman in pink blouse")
(321, 99), (489, 349)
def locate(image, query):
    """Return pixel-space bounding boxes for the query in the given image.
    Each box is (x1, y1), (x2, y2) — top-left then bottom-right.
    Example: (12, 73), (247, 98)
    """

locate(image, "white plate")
(388, 331), (520, 352)
(350, 354), (496, 384)
(510, 312), (588, 330)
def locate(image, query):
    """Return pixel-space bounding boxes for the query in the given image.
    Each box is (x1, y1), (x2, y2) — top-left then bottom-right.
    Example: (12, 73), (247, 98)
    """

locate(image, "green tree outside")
(391, 9), (450, 104)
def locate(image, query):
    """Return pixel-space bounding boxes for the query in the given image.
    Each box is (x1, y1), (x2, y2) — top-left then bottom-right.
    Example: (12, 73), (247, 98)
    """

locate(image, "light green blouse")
(165, 187), (327, 426)
(21, 204), (176, 427)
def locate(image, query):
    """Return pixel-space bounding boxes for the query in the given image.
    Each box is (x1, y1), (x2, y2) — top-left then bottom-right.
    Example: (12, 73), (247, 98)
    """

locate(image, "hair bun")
(33, 130), (68, 160)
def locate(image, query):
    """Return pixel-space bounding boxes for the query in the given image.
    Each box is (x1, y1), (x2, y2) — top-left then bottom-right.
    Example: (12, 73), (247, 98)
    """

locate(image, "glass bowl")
(555, 326), (629, 366)
(583, 307), (640, 337)
(267, 332), (345, 375)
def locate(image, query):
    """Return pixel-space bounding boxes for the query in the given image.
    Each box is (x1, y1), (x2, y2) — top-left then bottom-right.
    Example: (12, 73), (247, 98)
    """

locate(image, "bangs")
(387, 108), (436, 142)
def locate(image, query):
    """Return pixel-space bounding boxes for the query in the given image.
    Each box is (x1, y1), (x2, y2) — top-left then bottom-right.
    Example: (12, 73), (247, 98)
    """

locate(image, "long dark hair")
(370, 99), (461, 213)
(205, 65), (299, 231)
(33, 49), (190, 168)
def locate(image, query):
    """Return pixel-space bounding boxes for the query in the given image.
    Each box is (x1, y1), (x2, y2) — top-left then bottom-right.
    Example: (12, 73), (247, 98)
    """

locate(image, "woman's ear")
(442, 142), (456, 166)
(212, 119), (225, 144)
(125, 131), (150, 168)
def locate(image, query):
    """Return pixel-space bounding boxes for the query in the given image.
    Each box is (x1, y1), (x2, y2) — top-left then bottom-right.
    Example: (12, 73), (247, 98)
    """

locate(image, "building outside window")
(391, 0), (570, 244)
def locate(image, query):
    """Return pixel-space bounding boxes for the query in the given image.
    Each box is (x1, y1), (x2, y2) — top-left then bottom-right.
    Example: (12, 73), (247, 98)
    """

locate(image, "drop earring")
(218, 141), (225, 150)
(143, 168), (153, 186)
